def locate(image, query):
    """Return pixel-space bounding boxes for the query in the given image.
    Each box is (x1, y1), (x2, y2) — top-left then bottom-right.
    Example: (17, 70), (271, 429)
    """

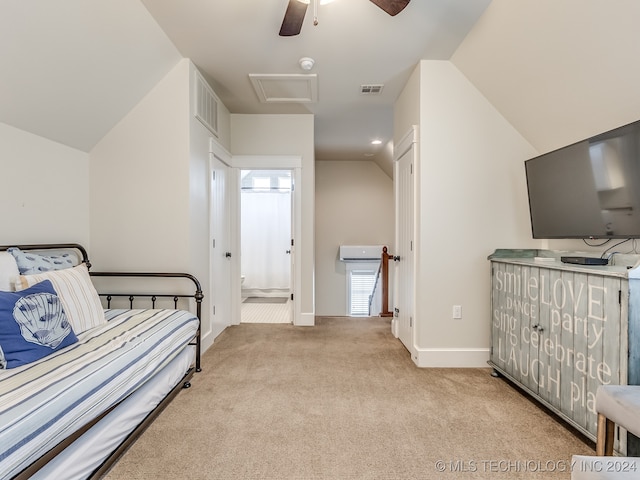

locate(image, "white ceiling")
(141, 0), (491, 161)
(0, 0), (491, 160)
(452, 0), (640, 155)
(0, 0), (182, 152)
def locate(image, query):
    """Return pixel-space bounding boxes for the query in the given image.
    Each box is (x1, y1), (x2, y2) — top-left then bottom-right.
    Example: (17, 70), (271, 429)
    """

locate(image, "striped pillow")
(17, 264), (105, 333)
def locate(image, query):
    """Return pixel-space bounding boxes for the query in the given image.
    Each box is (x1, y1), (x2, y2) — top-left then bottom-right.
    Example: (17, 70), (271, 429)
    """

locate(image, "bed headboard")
(0, 243), (203, 371)
(0, 243), (90, 267)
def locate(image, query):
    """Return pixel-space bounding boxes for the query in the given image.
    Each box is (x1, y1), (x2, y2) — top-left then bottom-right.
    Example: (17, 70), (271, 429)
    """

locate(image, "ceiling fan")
(279, 0), (411, 37)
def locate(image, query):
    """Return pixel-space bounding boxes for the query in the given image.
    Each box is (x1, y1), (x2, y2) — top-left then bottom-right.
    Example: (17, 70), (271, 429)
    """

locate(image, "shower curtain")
(241, 189), (291, 294)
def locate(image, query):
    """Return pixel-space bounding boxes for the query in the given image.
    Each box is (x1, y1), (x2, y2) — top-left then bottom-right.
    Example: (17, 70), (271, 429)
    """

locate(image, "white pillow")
(17, 263), (105, 333)
(0, 252), (19, 292)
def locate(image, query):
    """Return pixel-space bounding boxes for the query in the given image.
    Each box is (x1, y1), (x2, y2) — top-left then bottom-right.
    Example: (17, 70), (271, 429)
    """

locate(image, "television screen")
(525, 120), (640, 239)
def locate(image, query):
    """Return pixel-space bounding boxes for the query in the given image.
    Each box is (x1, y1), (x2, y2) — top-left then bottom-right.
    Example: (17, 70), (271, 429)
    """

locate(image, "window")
(252, 177), (270, 191)
(347, 266), (377, 316)
(278, 176), (292, 191)
(242, 170), (293, 192)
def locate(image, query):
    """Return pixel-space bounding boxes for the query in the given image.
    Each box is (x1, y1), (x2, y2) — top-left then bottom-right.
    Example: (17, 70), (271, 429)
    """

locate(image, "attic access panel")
(249, 74), (318, 103)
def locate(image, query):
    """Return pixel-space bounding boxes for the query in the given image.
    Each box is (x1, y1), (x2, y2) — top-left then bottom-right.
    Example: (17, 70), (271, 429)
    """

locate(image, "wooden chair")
(596, 385), (640, 455)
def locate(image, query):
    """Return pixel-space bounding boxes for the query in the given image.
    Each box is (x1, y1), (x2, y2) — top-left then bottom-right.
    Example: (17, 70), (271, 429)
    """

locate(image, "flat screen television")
(525, 119), (640, 239)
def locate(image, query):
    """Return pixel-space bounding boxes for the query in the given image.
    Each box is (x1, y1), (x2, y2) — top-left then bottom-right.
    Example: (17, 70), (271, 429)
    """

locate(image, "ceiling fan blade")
(279, 0), (308, 36)
(369, 0), (410, 16)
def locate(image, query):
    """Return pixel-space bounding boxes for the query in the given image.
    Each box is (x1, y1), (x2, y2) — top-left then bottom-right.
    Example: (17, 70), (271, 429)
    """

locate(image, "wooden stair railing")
(380, 246), (394, 317)
(370, 246), (394, 317)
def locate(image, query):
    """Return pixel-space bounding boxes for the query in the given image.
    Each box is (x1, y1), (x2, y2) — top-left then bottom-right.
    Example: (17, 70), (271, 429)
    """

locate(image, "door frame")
(230, 155), (302, 326)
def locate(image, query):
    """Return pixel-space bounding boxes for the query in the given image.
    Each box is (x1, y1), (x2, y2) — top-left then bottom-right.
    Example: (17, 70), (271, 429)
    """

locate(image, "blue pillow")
(0, 280), (78, 369)
(7, 247), (76, 275)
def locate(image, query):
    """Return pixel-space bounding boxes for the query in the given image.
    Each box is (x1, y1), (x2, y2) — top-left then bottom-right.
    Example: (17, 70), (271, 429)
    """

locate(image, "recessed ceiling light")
(371, 139), (382, 145)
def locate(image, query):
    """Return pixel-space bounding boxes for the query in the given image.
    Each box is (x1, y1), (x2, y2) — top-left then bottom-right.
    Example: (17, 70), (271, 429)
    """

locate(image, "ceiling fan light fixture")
(281, 0), (409, 37)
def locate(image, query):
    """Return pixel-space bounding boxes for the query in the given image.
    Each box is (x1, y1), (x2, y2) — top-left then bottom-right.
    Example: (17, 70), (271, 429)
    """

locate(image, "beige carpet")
(103, 317), (593, 480)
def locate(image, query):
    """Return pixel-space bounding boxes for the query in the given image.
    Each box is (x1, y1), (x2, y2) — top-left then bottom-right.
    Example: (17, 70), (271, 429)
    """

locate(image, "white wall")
(394, 67), (420, 143)
(230, 114), (315, 325)
(89, 59), (191, 271)
(0, 0), (183, 153)
(89, 59), (222, 352)
(395, 60), (538, 367)
(315, 160), (394, 316)
(0, 123), (90, 246)
(188, 63), (232, 343)
(452, 0), (640, 257)
(452, 0), (640, 156)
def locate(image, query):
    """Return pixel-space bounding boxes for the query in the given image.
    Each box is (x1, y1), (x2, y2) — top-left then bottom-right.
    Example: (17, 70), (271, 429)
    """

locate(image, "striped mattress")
(0, 308), (199, 479)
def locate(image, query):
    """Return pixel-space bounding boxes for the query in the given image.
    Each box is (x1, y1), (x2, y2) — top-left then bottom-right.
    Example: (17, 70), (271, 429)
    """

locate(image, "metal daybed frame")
(1, 243), (203, 480)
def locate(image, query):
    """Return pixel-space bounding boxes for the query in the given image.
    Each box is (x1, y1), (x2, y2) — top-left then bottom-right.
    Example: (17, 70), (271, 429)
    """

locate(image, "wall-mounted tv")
(525, 119), (640, 239)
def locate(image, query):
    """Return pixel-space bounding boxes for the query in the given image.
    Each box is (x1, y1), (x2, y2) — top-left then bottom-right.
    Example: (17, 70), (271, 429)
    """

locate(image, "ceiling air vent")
(360, 84), (384, 95)
(249, 74), (318, 103)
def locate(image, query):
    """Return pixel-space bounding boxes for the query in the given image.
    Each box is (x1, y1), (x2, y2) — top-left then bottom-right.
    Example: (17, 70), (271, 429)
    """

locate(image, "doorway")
(240, 169), (293, 324)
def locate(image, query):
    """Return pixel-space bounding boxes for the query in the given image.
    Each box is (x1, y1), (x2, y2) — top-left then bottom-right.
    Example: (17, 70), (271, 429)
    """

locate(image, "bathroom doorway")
(240, 169), (292, 324)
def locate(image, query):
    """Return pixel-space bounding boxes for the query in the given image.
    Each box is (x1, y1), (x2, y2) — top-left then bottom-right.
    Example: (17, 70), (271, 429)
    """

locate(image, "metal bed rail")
(89, 271), (203, 372)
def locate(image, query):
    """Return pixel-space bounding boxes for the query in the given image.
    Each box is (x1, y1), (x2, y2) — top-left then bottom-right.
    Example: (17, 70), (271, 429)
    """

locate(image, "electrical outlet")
(453, 305), (462, 319)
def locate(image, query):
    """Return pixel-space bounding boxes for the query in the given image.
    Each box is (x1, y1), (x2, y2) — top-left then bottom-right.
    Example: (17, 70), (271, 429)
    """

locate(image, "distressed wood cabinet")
(488, 249), (640, 453)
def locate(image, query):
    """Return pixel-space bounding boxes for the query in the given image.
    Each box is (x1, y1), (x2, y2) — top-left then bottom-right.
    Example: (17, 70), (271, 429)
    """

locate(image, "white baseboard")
(413, 347), (490, 368)
(295, 312), (315, 326)
(390, 318), (399, 338)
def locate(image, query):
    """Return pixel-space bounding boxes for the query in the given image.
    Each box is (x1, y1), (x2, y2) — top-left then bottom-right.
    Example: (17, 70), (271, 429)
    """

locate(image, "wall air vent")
(194, 70), (219, 137)
(360, 84), (384, 95)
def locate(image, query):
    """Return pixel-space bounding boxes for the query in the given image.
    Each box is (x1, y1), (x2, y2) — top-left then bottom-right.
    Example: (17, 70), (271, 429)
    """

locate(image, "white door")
(210, 153), (231, 337)
(288, 172), (295, 320)
(395, 136), (416, 356)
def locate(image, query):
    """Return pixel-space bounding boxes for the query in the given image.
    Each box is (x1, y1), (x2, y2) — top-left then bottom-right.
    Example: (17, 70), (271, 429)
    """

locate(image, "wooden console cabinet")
(488, 249), (640, 454)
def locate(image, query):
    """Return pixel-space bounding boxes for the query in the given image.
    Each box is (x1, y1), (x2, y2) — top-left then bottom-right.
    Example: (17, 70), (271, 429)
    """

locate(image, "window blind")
(349, 270), (376, 316)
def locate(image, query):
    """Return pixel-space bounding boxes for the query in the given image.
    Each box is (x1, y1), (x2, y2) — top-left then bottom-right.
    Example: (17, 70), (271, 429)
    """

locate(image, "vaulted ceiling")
(3, 0), (638, 166)
(0, 0), (181, 152)
(0, 0), (490, 164)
